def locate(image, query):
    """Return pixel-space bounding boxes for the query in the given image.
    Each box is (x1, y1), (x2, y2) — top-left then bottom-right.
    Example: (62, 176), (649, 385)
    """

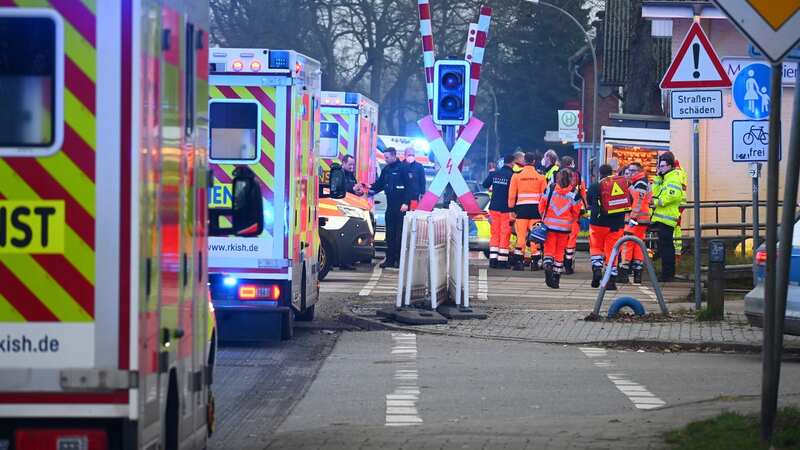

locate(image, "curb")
(339, 306), (800, 354)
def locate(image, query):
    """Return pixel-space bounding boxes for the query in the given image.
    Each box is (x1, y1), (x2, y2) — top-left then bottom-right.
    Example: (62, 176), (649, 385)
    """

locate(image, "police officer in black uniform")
(369, 147), (409, 268)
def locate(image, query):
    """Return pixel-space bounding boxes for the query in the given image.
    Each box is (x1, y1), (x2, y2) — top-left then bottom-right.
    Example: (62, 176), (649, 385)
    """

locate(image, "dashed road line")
(478, 269), (488, 301)
(359, 266), (383, 296)
(607, 374), (666, 410)
(580, 348), (667, 410)
(386, 333), (422, 427)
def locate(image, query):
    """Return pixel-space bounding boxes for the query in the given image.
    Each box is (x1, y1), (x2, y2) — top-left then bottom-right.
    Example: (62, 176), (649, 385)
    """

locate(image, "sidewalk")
(342, 254), (800, 350)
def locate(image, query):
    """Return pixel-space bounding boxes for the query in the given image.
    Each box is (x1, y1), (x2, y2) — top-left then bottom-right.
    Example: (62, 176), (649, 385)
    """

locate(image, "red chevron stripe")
(4, 159), (94, 248)
(216, 85), (238, 99)
(212, 166), (232, 183)
(33, 255), (93, 317)
(51, 0), (96, 47)
(246, 86), (276, 117)
(259, 137), (275, 174)
(65, 57), (96, 114)
(62, 124), (95, 180)
(262, 120), (276, 149)
(333, 114), (349, 132)
(0, 262), (59, 321)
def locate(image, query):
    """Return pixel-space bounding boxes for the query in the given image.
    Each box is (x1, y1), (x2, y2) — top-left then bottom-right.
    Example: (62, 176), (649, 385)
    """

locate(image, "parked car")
(744, 216), (800, 335)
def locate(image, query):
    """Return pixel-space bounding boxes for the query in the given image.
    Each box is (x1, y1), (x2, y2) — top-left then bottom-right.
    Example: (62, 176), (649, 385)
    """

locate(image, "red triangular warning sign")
(660, 22), (732, 89)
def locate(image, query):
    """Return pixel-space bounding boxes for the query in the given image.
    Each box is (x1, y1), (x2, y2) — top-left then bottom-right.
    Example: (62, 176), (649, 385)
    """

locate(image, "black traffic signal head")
(433, 60), (470, 126)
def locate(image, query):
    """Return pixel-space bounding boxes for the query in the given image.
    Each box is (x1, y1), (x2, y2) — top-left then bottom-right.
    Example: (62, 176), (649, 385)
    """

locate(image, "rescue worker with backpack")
(587, 164), (630, 290)
(618, 162), (651, 284)
(508, 152), (548, 271)
(539, 169), (583, 288)
(651, 152), (685, 282)
(483, 154), (516, 268)
(559, 156), (587, 275)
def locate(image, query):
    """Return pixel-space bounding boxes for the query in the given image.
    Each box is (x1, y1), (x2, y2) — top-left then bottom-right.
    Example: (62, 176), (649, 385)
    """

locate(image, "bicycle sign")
(731, 120), (781, 162)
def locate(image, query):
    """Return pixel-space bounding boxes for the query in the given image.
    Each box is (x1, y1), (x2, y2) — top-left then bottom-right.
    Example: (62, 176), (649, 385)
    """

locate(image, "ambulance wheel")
(319, 241), (332, 281)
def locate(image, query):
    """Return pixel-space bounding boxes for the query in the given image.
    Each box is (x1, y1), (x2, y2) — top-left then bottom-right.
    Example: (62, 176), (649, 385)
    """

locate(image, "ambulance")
(207, 48), (321, 340)
(0, 1), (216, 448)
(317, 92), (378, 279)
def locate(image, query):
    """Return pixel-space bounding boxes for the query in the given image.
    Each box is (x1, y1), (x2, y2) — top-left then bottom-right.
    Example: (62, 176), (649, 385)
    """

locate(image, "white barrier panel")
(447, 203), (470, 308)
(396, 204), (470, 310)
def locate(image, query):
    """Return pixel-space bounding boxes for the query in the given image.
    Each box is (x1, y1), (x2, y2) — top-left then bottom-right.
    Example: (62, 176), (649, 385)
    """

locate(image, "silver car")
(744, 217), (800, 335)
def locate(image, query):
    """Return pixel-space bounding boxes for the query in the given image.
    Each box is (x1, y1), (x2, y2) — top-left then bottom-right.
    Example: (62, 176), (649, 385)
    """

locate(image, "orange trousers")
(513, 218), (540, 257)
(543, 231), (570, 273)
(489, 210), (512, 262)
(589, 225), (623, 269)
(565, 221), (580, 262)
(621, 225), (648, 267)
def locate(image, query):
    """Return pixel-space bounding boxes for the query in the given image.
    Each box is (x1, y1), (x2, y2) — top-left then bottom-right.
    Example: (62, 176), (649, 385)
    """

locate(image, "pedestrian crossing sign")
(611, 182), (625, 196)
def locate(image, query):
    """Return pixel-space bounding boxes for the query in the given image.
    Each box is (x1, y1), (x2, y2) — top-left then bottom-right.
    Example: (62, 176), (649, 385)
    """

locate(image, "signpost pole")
(752, 163), (760, 280)
(692, 119), (702, 310)
(769, 64), (800, 444)
(761, 63), (783, 443)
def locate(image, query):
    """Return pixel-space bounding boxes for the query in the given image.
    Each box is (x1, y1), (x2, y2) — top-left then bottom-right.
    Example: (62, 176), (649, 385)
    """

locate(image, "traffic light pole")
(443, 125), (457, 205)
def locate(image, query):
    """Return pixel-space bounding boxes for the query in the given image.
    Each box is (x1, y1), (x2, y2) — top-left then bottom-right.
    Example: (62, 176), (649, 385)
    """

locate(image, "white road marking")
(579, 348), (667, 410)
(478, 269), (488, 301)
(359, 266), (383, 296)
(386, 333), (422, 427)
(638, 285), (659, 301)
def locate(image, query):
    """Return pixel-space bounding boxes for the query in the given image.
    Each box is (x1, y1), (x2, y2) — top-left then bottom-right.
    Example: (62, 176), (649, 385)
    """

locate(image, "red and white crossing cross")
(416, 115), (484, 214)
(418, 0), (436, 114)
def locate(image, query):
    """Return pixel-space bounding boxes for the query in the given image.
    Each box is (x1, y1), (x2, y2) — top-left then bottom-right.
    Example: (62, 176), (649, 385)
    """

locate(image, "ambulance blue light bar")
(269, 51), (290, 69)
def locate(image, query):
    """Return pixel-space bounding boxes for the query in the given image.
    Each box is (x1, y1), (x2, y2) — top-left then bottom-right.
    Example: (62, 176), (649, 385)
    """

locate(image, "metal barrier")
(396, 204), (469, 310)
(593, 235), (669, 316)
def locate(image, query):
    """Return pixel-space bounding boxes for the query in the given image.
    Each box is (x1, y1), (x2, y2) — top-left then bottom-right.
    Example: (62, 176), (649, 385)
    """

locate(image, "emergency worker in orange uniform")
(508, 152), (548, 271)
(587, 164), (627, 290)
(618, 162), (651, 284)
(539, 169), (583, 289)
(560, 156), (587, 274)
(482, 154), (516, 268)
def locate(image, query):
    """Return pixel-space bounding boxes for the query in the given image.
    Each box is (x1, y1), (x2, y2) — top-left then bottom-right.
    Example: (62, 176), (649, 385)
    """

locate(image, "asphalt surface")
(209, 260), (800, 449)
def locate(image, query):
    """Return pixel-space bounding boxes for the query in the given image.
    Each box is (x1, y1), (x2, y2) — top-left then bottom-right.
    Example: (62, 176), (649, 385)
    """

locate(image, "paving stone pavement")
(338, 256), (800, 349)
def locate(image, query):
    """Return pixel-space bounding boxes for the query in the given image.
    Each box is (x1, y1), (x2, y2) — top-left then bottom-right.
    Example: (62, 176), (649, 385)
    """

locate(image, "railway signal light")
(433, 60), (470, 126)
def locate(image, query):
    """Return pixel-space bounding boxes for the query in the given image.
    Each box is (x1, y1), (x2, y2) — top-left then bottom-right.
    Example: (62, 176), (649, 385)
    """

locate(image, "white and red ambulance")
(207, 48), (321, 340)
(0, 1), (218, 448)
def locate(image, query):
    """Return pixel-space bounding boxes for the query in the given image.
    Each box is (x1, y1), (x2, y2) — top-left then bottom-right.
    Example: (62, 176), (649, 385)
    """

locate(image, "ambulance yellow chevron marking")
(0, 255), (92, 321)
(0, 293), (26, 322)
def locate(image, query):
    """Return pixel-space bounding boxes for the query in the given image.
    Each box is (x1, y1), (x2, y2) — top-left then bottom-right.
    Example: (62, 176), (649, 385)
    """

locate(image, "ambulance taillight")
(15, 428), (108, 450)
(238, 284), (281, 301)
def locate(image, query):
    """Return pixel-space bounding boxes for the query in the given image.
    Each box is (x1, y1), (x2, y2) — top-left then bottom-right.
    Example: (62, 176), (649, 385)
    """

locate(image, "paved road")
(209, 265), (800, 449)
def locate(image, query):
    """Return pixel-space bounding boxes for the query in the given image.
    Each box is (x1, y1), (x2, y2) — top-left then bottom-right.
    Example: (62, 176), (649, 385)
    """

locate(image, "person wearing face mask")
(403, 147), (427, 210)
(541, 149), (560, 183)
(651, 152), (685, 282)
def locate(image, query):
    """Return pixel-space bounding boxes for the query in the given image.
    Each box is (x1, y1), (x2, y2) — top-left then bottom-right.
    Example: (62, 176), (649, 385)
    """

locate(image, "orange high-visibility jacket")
(625, 171), (651, 232)
(508, 166), (548, 209)
(539, 184), (582, 232)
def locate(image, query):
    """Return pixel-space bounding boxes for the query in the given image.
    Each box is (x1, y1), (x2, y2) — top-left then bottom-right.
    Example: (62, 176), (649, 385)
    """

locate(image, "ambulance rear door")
(207, 83), (290, 278)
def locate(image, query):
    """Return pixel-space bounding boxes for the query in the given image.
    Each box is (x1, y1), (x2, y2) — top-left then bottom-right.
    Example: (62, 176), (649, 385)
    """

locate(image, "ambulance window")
(319, 122), (339, 157)
(209, 101), (260, 162)
(0, 13), (63, 155)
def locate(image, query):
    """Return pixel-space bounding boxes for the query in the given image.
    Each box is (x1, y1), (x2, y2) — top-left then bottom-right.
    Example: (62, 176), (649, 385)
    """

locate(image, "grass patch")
(665, 407), (800, 450)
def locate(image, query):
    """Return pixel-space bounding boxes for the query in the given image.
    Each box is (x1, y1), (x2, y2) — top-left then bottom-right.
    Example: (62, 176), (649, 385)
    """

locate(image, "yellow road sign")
(714, 0), (800, 62)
